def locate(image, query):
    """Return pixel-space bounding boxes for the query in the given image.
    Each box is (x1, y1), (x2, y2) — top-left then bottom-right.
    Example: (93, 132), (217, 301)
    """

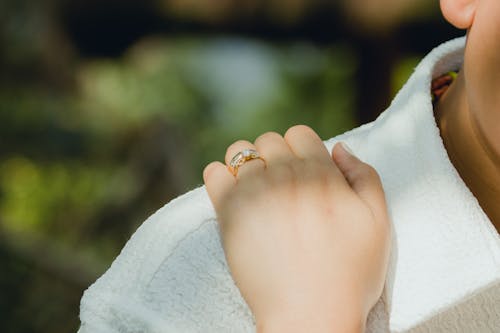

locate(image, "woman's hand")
(203, 125), (391, 333)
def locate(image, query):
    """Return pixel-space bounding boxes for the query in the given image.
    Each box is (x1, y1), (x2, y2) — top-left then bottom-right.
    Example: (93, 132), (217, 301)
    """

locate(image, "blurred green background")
(0, 0), (463, 332)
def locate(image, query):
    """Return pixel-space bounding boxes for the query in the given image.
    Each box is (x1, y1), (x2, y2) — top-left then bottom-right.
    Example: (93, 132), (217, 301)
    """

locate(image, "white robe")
(78, 36), (500, 333)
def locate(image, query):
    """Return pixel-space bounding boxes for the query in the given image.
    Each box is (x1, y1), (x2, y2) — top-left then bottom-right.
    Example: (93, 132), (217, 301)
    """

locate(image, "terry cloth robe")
(78, 36), (500, 333)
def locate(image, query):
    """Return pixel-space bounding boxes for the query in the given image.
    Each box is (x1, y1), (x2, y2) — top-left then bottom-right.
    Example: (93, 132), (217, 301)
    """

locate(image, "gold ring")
(229, 149), (265, 176)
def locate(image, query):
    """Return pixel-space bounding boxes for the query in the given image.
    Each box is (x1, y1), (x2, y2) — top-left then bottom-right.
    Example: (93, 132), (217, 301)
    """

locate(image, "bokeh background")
(0, 1), (463, 332)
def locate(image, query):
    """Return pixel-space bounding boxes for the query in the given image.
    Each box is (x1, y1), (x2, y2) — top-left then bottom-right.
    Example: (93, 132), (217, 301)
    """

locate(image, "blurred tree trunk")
(354, 36), (396, 123)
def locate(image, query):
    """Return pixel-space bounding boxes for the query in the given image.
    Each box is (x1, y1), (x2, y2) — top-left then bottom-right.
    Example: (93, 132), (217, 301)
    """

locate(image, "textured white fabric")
(78, 36), (500, 333)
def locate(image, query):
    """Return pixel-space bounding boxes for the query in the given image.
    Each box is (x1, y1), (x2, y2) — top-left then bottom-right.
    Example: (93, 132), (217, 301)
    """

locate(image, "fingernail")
(340, 142), (355, 156)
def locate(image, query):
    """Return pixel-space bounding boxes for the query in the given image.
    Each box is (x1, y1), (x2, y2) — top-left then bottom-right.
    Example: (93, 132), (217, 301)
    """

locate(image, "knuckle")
(203, 161), (219, 180)
(226, 140), (251, 157)
(255, 131), (281, 145)
(284, 124), (314, 139)
(228, 139), (251, 150)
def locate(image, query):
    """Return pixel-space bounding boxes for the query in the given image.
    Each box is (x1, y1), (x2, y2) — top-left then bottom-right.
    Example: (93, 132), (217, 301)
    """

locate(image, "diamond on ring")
(229, 149), (263, 176)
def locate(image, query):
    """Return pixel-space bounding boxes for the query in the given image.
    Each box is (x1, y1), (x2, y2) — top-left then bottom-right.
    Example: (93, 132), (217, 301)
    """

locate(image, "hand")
(203, 125), (391, 333)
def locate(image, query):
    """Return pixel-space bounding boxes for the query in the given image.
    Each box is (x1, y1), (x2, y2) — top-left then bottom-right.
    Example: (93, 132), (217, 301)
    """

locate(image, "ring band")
(229, 149), (265, 176)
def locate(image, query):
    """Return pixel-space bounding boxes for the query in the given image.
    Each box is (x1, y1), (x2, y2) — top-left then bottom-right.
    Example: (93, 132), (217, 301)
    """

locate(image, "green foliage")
(391, 56), (422, 98)
(72, 37), (357, 185)
(0, 157), (132, 236)
(1, 36), (357, 261)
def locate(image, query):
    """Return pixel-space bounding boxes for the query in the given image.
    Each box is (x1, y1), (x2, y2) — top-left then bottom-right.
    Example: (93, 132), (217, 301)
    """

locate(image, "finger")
(284, 125), (347, 184)
(254, 131), (295, 166)
(225, 140), (266, 179)
(332, 142), (387, 219)
(203, 161), (236, 211)
(284, 125), (332, 163)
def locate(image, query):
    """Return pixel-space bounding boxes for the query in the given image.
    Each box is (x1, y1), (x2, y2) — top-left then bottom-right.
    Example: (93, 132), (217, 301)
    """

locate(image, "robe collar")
(326, 36), (500, 331)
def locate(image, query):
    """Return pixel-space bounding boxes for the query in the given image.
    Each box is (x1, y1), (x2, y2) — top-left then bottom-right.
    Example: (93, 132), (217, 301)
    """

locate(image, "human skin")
(202, 0), (500, 331)
(437, 0), (500, 230)
(203, 127), (391, 333)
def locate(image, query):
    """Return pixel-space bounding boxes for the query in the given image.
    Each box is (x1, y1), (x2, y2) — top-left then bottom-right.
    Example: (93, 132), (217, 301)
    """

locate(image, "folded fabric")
(78, 36), (500, 333)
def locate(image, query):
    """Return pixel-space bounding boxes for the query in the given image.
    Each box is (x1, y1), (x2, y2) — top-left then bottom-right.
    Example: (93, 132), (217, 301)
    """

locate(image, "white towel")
(78, 36), (500, 333)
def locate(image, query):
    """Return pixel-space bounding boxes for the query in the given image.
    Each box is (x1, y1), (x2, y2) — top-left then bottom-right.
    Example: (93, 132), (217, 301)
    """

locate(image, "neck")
(434, 71), (500, 233)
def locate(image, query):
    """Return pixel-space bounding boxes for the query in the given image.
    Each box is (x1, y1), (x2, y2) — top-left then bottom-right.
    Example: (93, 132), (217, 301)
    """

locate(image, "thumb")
(332, 142), (386, 218)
